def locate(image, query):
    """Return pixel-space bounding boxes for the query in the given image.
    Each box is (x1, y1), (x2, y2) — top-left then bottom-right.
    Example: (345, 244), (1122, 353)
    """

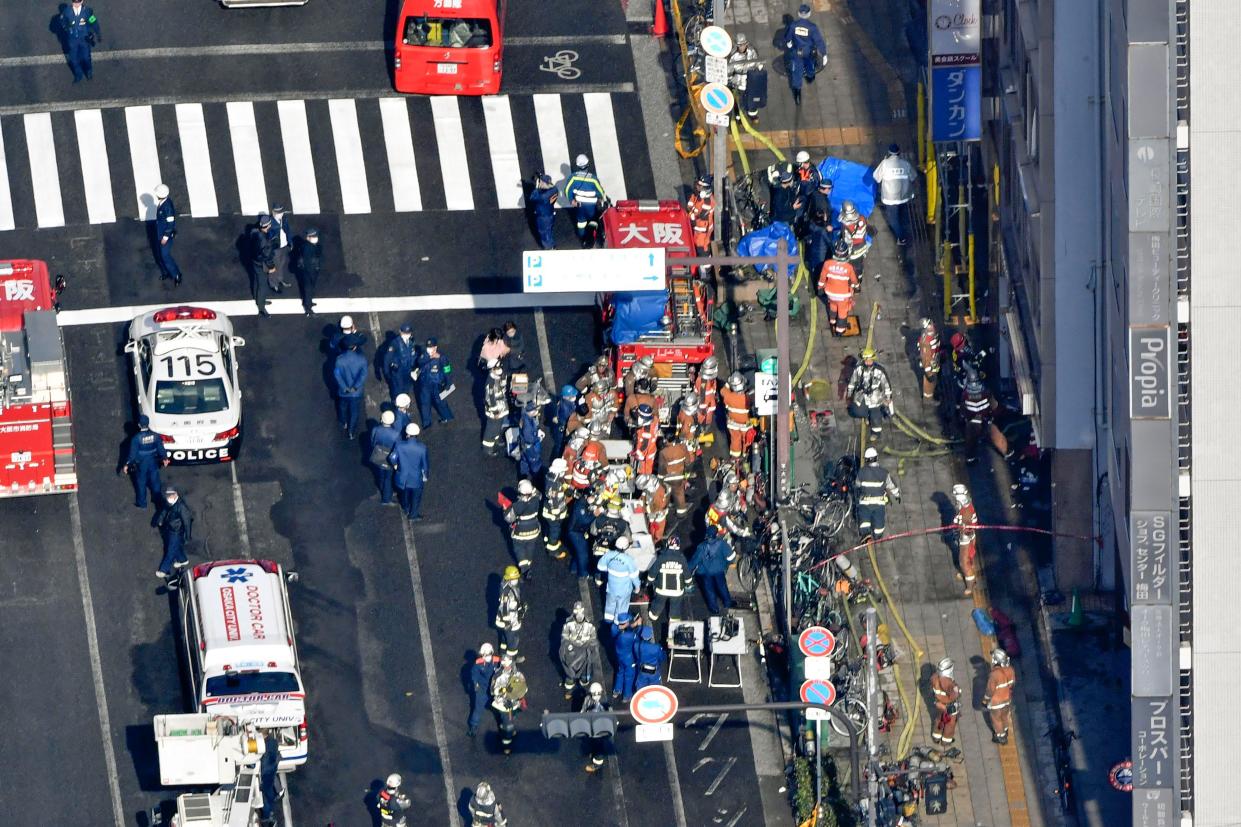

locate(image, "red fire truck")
(601, 200), (714, 408)
(0, 259), (76, 497)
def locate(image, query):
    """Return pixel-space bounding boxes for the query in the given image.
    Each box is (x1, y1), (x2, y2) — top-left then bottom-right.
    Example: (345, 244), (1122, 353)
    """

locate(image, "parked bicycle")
(1047, 726), (1079, 815)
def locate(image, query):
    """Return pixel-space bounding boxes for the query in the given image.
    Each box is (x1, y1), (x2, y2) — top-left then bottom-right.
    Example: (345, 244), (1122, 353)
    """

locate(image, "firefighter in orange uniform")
(694, 356), (720, 446)
(573, 430), (607, 492)
(721, 372), (754, 458)
(676, 391), (701, 446)
(837, 200), (872, 277)
(917, 317), (942, 399)
(624, 376), (660, 431)
(636, 474), (670, 543)
(931, 657), (962, 744)
(817, 238), (860, 336)
(687, 175), (715, 252)
(952, 483), (979, 595)
(630, 404), (659, 476)
(984, 648), (1017, 744)
(657, 435), (693, 515)
(575, 355), (611, 392)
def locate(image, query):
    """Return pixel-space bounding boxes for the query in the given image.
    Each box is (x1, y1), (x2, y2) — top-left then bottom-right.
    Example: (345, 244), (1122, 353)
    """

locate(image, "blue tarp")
(817, 156), (876, 221)
(738, 221), (799, 279)
(609, 290), (667, 344)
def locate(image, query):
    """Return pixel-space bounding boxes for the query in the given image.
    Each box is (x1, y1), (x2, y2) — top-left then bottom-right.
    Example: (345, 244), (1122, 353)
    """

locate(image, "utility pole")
(865, 606), (880, 827)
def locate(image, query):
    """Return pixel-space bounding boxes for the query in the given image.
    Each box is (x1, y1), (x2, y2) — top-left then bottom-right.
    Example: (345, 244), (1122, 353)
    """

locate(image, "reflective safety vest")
(841, 218), (871, 259)
(688, 192), (715, 239)
(677, 406), (699, 441)
(931, 673), (961, 709)
(658, 442), (691, 482)
(856, 464), (898, 505)
(919, 327), (942, 375)
(986, 665), (1016, 709)
(962, 390), (993, 422)
(506, 495), (542, 539)
(818, 259), (859, 301)
(696, 376), (719, 421)
(631, 422), (659, 474)
(954, 501), (978, 546)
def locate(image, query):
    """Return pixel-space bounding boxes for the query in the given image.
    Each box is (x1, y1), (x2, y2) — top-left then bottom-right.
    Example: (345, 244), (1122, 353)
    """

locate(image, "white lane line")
(583, 93), (627, 201)
(68, 495), (126, 827)
(663, 741), (689, 827)
(57, 292), (597, 326)
(73, 109), (115, 224)
(225, 101), (269, 216)
(123, 105), (162, 221)
(0, 35), (627, 68)
(430, 97), (472, 211)
(481, 96), (523, 209)
(229, 462), (254, 555)
(532, 94), (571, 188)
(276, 100), (320, 216)
(328, 99), (371, 214)
(23, 112), (65, 228)
(0, 122), (14, 231)
(174, 104), (219, 218)
(378, 98), (422, 212)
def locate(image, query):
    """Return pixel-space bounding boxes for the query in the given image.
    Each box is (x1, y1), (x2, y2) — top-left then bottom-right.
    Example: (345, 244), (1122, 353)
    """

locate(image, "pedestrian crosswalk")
(0, 92), (648, 232)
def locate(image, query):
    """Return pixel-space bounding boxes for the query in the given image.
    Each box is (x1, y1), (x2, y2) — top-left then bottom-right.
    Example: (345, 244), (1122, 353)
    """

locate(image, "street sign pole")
(816, 717), (823, 818)
(712, 123), (725, 247)
(865, 606), (879, 827)
(774, 237), (793, 634)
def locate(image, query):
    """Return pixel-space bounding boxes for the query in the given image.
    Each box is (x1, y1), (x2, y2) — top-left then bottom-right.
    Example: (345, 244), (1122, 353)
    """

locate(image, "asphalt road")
(0, 3), (775, 825)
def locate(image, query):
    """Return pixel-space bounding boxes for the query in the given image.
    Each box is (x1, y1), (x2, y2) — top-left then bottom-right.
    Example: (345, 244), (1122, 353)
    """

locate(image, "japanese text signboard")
(928, 0), (982, 143)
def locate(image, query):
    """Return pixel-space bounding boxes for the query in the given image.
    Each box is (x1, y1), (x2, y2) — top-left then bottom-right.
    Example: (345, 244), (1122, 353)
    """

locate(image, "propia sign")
(1129, 326), (1173, 420)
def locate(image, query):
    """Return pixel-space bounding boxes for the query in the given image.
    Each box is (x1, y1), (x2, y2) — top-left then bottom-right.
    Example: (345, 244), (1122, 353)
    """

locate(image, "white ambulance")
(179, 559), (308, 769)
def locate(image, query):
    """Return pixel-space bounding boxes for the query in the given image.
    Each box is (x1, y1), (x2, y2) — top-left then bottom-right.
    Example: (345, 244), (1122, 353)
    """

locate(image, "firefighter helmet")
(951, 483), (970, 504)
(682, 391), (700, 408)
(503, 565), (521, 582)
(479, 642), (494, 656)
(701, 355), (719, 377)
(572, 600), (586, 620)
(575, 154), (591, 170)
(386, 773), (402, 789)
(727, 372), (745, 391)
(405, 423), (421, 437)
(518, 479), (535, 496)
(665, 536), (682, 551)
(864, 446), (879, 462)
(606, 496), (623, 514)
(920, 317), (934, 331)
(833, 237), (850, 260)
(635, 474), (656, 492)
(339, 315), (354, 330)
(615, 535), (632, 550)
(588, 681), (604, 698)
(938, 657), (954, 678)
(381, 410), (395, 425)
(715, 490), (735, 510)
(840, 200), (859, 222)
(991, 648), (1010, 667)
(860, 346), (877, 361)
(489, 365), (504, 379)
(395, 393), (411, 408)
(549, 458), (568, 476)
(636, 403), (654, 424)
(561, 384), (579, 399)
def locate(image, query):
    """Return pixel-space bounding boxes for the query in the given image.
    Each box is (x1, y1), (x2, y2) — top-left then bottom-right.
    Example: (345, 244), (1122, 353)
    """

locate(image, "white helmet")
(381, 410), (396, 426)
(701, 355), (719, 378)
(549, 458), (568, 476)
(339, 315), (354, 330)
(575, 153), (590, 168)
(635, 474), (656, 493)
(938, 657), (954, 678)
(490, 365), (504, 379)
(615, 535), (632, 551)
(863, 446), (879, 462)
(682, 391), (700, 408)
(395, 393), (412, 408)
(154, 183), (170, 200)
(715, 490), (734, 510)
(479, 642), (494, 656)
(795, 150), (811, 164)
(386, 773), (402, 789)
(728, 372), (746, 392)
(474, 781), (495, 805)
(952, 483), (970, 504)
(405, 423), (421, 437)
(572, 600), (586, 619)
(518, 479), (536, 496)
(920, 317), (934, 330)
(588, 681), (603, 698)
(991, 648), (1010, 667)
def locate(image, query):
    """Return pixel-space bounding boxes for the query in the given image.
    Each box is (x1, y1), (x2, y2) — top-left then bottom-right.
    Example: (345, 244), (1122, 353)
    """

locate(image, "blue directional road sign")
(522, 247), (666, 293)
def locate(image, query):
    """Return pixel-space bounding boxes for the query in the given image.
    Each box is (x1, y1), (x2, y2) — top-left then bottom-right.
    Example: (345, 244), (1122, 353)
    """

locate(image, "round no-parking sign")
(630, 685), (679, 725)
(798, 626), (837, 658)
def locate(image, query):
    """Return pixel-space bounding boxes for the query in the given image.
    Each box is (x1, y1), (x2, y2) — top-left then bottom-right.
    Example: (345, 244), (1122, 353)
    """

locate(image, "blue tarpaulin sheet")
(816, 156), (876, 221)
(609, 291), (666, 344)
(738, 221), (799, 279)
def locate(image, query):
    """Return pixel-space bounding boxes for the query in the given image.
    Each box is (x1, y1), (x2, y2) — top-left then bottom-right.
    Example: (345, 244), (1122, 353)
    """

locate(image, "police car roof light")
(159, 433), (175, 443)
(153, 306), (218, 323)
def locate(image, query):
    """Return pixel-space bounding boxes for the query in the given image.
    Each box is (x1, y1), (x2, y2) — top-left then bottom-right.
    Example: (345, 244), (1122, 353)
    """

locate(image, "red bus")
(393, 0), (506, 95)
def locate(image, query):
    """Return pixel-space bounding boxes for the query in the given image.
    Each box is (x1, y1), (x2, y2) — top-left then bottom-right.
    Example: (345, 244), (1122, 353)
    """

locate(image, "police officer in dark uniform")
(384, 322), (419, 401)
(415, 338), (455, 427)
(528, 172), (558, 250)
(153, 184), (182, 284)
(768, 167), (801, 225)
(248, 214), (277, 317)
(633, 626), (666, 691)
(294, 228), (322, 315)
(517, 402), (544, 478)
(153, 489), (193, 587)
(782, 4), (828, 105)
(125, 414), (169, 508)
(266, 205), (295, 288)
(566, 495), (596, 578)
(333, 335), (368, 439)
(60, 1), (101, 83)
(468, 642), (501, 736)
(370, 410), (401, 505)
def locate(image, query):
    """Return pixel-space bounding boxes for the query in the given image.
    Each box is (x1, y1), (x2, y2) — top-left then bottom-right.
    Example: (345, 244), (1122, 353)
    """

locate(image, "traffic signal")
(540, 710), (617, 740)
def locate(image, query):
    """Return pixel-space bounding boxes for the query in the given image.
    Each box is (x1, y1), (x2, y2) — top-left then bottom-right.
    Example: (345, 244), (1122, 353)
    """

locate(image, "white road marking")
(481, 96), (524, 209)
(378, 98), (422, 212)
(327, 99), (371, 214)
(68, 495), (126, 827)
(699, 711), (727, 751)
(0, 123), (14, 231)
(430, 97), (472, 211)
(225, 101), (269, 216)
(123, 105), (162, 221)
(583, 93), (627, 200)
(73, 109), (115, 224)
(57, 292), (596, 327)
(23, 112), (65, 228)
(663, 741), (690, 827)
(276, 100), (320, 216)
(533, 94), (571, 186)
(229, 462), (254, 555)
(0, 36), (627, 68)
(173, 103), (220, 218)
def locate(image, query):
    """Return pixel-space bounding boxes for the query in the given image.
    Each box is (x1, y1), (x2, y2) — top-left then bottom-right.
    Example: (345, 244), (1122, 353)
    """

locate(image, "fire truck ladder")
(669, 275), (704, 338)
(223, 763), (262, 827)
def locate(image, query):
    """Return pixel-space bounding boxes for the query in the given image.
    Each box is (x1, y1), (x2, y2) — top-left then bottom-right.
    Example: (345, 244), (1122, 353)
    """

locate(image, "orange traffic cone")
(652, 0), (669, 37)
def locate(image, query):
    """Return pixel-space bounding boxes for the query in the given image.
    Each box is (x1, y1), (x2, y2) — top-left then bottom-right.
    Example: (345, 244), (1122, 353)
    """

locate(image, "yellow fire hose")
(864, 538), (925, 759)
(670, 0), (706, 158)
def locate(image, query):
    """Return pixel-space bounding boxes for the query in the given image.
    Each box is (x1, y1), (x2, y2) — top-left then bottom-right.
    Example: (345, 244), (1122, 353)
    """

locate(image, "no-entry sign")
(798, 626), (837, 658)
(630, 685), (679, 725)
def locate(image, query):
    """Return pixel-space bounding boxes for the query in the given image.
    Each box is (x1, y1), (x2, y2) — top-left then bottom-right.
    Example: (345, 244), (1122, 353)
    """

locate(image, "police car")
(124, 306), (244, 464)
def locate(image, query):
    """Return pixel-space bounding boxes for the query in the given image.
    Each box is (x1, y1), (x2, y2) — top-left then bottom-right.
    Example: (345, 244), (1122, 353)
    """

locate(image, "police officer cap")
(154, 183), (170, 200)
(381, 410), (396, 425)
(779, 168), (794, 183)
(138, 414), (150, 427)
(164, 488), (178, 499)
(272, 204), (286, 215)
(258, 213), (273, 228)
(798, 3), (812, 16)
(888, 143), (901, 156)
(616, 612), (633, 624)
(405, 422), (421, 437)
(305, 227), (319, 240)
(399, 322), (413, 333)
(538, 172), (553, 185)
(425, 336), (438, 347)
(640, 626), (654, 641)
(819, 178), (834, 190)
